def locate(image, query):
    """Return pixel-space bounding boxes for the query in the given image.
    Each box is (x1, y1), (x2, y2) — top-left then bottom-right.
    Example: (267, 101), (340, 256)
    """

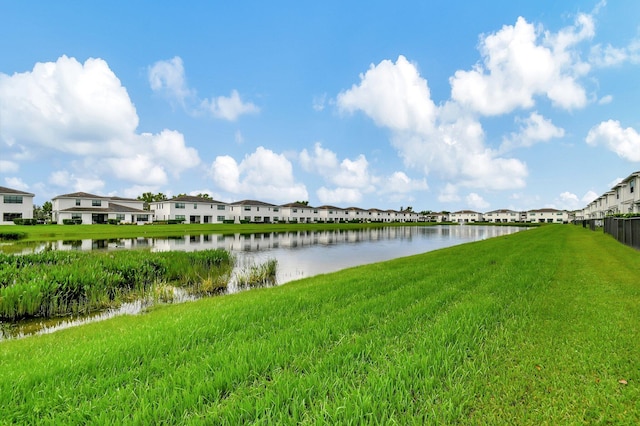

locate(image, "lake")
(6, 225), (528, 284)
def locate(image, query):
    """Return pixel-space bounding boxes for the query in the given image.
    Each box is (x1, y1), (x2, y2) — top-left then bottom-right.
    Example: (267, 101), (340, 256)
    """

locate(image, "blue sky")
(1, 1), (639, 211)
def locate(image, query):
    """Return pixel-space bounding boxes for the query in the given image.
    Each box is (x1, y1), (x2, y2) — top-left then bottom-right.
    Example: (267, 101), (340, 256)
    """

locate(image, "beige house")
(0, 186), (35, 225)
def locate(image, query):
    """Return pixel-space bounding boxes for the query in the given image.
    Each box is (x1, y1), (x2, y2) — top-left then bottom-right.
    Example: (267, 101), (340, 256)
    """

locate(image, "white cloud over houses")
(201, 90), (260, 121)
(466, 193), (489, 210)
(586, 120), (640, 162)
(450, 14), (592, 115)
(299, 142), (427, 205)
(500, 112), (565, 152)
(4, 177), (29, 191)
(149, 57), (259, 121)
(0, 55), (201, 192)
(337, 56), (528, 192)
(0, 160), (19, 174)
(148, 56), (193, 106)
(210, 147), (308, 203)
(49, 170), (105, 194)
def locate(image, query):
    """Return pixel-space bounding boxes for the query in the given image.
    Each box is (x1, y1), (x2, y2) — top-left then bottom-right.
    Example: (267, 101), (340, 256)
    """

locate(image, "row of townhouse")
(151, 197), (425, 224)
(450, 208), (570, 224)
(577, 171), (640, 220)
(0, 186), (571, 226)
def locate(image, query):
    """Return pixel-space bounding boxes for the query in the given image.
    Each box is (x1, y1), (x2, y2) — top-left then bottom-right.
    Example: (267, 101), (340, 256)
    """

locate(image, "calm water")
(5, 225), (527, 284)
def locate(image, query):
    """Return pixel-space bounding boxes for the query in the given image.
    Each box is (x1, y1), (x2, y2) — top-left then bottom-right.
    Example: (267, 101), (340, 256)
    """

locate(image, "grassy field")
(0, 221), (440, 243)
(0, 225), (638, 424)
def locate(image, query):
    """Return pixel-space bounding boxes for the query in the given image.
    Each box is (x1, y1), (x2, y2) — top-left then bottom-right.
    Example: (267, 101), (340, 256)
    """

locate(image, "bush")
(108, 219), (120, 225)
(62, 219), (82, 225)
(223, 220), (235, 224)
(239, 220), (250, 224)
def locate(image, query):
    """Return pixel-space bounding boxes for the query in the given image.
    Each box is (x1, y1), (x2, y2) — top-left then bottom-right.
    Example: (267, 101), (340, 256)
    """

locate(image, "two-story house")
(51, 192), (150, 224)
(0, 186), (35, 225)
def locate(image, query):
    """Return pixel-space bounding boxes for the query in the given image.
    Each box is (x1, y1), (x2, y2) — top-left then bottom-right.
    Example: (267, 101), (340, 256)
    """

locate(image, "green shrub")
(107, 219), (120, 225)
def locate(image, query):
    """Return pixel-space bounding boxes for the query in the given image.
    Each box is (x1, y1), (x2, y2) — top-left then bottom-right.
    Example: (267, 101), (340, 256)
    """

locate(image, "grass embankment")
(0, 221), (439, 243)
(1, 225), (638, 424)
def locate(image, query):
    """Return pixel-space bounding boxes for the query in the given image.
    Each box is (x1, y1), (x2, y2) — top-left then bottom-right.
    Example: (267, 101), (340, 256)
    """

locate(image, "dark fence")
(603, 217), (640, 250)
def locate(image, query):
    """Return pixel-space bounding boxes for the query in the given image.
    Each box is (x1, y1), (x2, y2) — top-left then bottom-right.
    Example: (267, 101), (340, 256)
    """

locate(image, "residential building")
(229, 200), (279, 223)
(0, 186), (35, 225)
(316, 205), (347, 222)
(526, 208), (568, 223)
(619, 171), (640, 214)
(51, 192), (150, 224)
(449, 210), (483, 223)
(280, 202), (315, 223)
(151, 195), (228, 224)
(484, 209), (520, 223)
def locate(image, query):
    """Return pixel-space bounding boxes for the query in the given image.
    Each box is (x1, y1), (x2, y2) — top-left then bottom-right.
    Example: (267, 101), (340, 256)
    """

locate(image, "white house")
(280, 202), (316, 223)
(51, 192), (151, 225)
(526, 208), (568, 223)
(484, 209), (520, 223)
(450, 210), (483, 223)
(151, 195), (228, 224)
(316, 205), (347, 222)
(0, 186), (35, 225)
(619, 171), (640, 214)
(229, 200), (280, 223)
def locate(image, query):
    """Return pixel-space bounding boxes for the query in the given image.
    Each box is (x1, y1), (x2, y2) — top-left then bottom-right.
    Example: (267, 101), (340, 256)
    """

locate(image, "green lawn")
(0, 225), (638, 424)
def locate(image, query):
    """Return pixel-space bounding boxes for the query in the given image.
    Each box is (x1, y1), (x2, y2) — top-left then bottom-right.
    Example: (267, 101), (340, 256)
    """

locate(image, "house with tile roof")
(0, 186), (35, 225)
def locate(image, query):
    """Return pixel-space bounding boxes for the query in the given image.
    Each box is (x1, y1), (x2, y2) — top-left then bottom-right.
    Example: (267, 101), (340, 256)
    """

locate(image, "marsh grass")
(0, 226), (638, 424)
(235, 259), (278, 288)
(0, 249), (233, 320)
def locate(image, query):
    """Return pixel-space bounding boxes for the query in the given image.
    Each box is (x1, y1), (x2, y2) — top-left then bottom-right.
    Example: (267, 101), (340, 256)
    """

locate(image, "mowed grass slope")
(1, 225), (638, 424)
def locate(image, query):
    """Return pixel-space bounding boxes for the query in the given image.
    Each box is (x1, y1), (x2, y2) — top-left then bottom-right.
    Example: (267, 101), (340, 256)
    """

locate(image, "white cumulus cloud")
(337, 56), (528, 192)
(501, 112), (565, 151)
(450, 14), (592, 115)
(586, 120), (640, 161)
(466, 193), (490, 210)
(211, 147), (308, 203)
(149, 56), (259, 121)
(0, 55), (201, 191)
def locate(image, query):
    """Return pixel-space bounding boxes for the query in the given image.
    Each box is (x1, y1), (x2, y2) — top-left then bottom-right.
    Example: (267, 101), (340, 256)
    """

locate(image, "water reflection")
(4, 226), (526, 284)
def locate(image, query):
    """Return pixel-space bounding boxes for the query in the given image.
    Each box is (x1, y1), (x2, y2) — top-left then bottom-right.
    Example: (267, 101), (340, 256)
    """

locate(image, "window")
(244, 206), (251, 211)
(92, 200), (101, 207)
(3, 195), (23, 204)
(116, 214), (125, 221)
(175, 215), (185, 221)
(71, 213), (82, 220)
(194, 204), (198, 209)
(75, 199), (81, 206)
(292, 208), (298, 213)
(631, 179), (636, 194)
(273, 207), (279, 212)
(244, 216), (251, 222)
(137, 215), (149, 222)
(217, 205), (225, 210)
(3, 213), (22, 221)
(217, 215), (225, 222)
(175, 203), (185, 209)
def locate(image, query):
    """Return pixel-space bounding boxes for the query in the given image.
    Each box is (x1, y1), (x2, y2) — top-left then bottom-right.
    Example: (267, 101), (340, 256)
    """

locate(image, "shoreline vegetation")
(1, 225), (638, 423)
